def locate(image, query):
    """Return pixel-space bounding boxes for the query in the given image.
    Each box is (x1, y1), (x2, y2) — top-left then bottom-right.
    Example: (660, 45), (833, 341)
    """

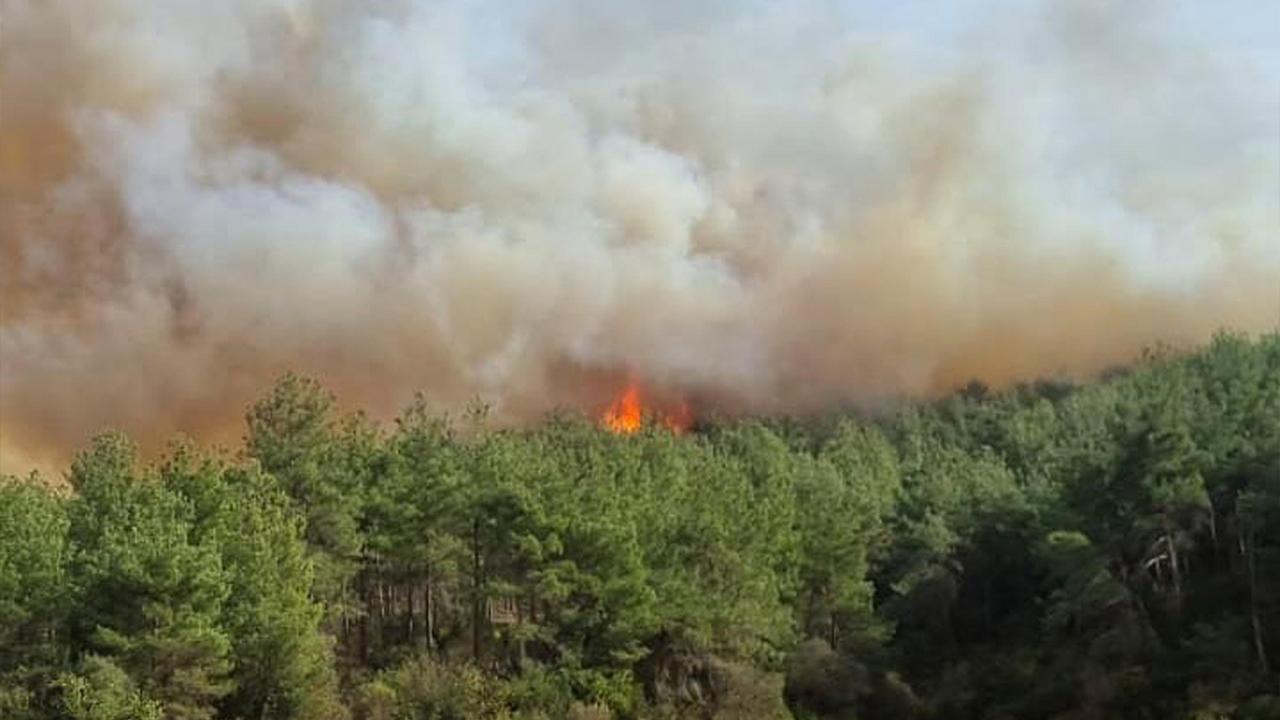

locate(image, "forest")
(1, 331), (1277, 720)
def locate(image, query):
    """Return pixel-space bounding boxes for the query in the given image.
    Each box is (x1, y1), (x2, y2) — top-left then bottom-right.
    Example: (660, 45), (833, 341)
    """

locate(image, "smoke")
(2, 0), (1278, 471)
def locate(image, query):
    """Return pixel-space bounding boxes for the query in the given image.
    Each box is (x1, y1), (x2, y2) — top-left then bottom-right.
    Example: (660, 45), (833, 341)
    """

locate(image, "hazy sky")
(1, 0), (1277, 474)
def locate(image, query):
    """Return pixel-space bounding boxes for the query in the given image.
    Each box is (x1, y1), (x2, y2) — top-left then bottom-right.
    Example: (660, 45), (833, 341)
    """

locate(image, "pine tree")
(67, 433), (233, 720)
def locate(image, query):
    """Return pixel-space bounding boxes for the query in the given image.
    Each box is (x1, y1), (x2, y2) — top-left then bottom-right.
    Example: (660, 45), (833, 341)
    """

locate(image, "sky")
(1, 0), (1277, 475)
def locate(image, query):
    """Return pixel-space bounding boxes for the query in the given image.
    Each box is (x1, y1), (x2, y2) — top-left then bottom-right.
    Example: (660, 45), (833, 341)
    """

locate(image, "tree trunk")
(341, 578), (351, 659)
(425, 569), (435, 653)
(1209, 503), (1219, 556)
(407, 583), (415, 643)
(370, 561), (384, 659)
(376, 574), (385, 653)
(358, 569), (369, 663)
(1164, 520), (1183, 610)
(516, 596), (527, 665)
(1246, 525), (1270, 675)
(472, 517), (484, 662)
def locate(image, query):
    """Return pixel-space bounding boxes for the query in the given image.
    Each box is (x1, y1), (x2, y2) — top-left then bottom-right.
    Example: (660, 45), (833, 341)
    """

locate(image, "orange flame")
(601, 380), (691, 434)
(603, 382), (644, 434)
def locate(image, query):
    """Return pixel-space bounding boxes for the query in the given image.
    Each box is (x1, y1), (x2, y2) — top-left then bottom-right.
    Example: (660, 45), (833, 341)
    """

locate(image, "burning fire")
(601, 380), (691, 434)
(603, 383), (644, 433)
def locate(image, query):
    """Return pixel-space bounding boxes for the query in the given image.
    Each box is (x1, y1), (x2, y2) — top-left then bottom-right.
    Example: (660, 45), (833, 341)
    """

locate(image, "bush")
(566, 702), (614, 720)
(357, 657), (641, 719)
(506, 665), (575, 717)
(352, 678), (398, 720)
(383, 655), (510, 720)
(783, 639), (867, 718)
(54, 656), (163, 720)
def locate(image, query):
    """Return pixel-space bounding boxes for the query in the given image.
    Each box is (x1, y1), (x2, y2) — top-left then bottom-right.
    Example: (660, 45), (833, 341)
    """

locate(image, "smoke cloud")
(2, 0), (1277, 472)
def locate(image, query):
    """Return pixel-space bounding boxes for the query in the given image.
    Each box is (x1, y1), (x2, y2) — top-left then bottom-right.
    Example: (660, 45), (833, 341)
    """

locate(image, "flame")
(603, 382), (644, 434)
(601, 380), (691, 434)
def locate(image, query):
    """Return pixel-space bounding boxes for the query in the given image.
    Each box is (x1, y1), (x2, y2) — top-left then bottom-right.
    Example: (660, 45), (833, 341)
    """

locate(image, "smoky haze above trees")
(1, 331), (1277, 719)
(3, 0), (1279, 472)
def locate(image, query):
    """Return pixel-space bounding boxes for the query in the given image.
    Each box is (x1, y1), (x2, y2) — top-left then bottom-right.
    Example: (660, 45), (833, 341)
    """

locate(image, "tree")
(372, 396), (467, 657)
(0, 475), (71, 711)
(67, 433), (232, 720)
(6, 332), (1279, 719)
(245, 374), (365, 632)
(161, 445), (348, 720)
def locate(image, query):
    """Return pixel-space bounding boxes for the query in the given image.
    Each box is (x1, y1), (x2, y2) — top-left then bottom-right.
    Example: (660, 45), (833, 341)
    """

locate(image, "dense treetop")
(2, 332), (1278, 719)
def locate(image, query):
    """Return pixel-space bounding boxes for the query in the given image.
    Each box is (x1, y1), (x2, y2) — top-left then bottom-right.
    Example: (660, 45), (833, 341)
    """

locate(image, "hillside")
(1, 332), (1278, 719)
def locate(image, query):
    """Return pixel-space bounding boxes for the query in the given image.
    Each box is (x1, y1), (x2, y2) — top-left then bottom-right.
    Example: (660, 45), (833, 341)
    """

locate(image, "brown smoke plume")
(2, 0), (1278, 472)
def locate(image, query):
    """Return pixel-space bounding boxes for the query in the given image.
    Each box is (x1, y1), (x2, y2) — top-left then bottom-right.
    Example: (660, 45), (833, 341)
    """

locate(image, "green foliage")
(67, 433), (233, 720)
(54, 655), (164, 720)
(0, 477), (70, 671)
(366, 655), (511, 719)
(0, 477), (71, 718)
(245, 374), (365, 610)
(3, 331), (1277, 718)
(161, 445), (347, 720)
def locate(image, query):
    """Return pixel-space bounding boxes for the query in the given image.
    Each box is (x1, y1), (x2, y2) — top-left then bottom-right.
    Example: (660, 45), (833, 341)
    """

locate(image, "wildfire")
(601, 380), (691, 434)
(603, 383), (644, 434)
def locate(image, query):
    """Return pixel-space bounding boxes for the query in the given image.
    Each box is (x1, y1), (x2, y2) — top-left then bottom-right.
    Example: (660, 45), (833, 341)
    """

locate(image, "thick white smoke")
(2, 0), (1277, 471)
